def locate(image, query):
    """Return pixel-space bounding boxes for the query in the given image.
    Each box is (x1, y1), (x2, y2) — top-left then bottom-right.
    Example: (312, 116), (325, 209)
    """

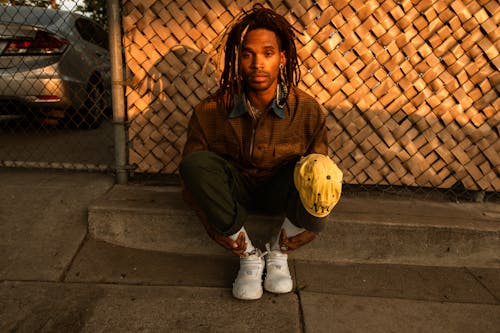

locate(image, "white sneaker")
(264, 244), (293, 294)
(232, 250), (265, 300)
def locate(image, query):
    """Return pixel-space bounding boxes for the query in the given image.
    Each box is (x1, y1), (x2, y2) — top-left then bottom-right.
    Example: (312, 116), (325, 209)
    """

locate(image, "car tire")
(69, 75), (105, 129)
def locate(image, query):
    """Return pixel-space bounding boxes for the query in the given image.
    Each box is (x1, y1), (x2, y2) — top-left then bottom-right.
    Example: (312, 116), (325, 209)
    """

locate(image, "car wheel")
(70, 75), (105, 129)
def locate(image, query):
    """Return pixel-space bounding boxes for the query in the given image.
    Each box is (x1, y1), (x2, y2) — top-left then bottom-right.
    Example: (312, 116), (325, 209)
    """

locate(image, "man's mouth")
(249, 72), (269, 80)
(251, 77), (267, 83)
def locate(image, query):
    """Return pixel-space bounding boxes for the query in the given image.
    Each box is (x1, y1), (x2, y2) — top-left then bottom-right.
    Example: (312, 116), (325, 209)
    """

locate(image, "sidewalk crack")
(57, 231), (89, 282)
(465, 267), (500, 303)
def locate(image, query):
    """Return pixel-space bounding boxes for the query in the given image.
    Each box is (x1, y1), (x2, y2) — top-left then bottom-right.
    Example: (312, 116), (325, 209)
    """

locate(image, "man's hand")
(183, 190), (248, 257)
(278, 228), (317, 253)
(200, 217), (247, 257)
(211, 230), (247, 257)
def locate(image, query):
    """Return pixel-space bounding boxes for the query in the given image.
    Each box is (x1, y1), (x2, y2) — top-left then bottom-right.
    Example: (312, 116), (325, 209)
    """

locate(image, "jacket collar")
(229, 93), (285, 119)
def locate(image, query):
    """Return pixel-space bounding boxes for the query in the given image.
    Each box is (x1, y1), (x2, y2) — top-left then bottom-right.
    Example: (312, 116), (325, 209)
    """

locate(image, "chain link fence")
(0, 2), (114, 171)
(0, 0), (498, 202)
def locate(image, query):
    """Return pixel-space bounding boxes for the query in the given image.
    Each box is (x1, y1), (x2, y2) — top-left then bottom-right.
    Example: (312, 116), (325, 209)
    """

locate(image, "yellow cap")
(294, 154), (343, 217)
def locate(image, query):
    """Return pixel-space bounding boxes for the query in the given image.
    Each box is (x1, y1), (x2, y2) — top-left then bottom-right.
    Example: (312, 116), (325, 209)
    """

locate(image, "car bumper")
(0, 65), (87, 111)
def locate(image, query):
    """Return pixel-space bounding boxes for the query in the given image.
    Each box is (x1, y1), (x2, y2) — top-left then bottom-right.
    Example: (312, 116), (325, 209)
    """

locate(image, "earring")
(279, 63), (286, 83)
(276, 63), (287, 108)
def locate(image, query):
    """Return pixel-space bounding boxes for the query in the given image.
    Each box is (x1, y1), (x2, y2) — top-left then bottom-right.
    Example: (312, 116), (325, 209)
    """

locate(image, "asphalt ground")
(0, 168), (499, 332)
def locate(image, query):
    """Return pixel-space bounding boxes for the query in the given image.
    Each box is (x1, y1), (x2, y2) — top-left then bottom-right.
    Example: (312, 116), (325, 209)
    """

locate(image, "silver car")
(0, 5), (111, 128)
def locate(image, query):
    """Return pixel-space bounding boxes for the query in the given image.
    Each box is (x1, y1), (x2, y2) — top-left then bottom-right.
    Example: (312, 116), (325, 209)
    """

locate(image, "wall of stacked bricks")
(121, 0), (499, 192)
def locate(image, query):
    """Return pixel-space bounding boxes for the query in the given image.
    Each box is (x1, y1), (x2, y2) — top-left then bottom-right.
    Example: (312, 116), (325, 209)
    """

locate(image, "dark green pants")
(179, 151), (328, 236)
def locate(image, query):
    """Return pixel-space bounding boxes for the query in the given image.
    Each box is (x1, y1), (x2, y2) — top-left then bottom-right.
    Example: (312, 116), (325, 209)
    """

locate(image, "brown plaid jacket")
(182, 86), (328, 179)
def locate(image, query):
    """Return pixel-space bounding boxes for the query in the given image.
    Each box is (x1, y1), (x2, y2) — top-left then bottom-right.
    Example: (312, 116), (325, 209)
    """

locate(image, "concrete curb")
(88, 184), (500, 268)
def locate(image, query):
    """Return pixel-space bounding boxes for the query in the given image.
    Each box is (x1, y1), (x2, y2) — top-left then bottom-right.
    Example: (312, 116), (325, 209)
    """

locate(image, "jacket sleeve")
(181, 109), (208, 159)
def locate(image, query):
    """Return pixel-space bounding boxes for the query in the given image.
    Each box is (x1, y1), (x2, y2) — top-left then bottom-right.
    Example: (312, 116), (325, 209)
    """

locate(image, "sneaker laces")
(264, 243), (288, 270)
(238, 249), (267, 277)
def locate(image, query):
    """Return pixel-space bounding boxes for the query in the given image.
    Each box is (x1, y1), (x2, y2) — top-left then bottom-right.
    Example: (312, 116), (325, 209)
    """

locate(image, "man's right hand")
(211, 230), (247, 257)
(183, 189), (247, 257)
(202, 219), (247, 257)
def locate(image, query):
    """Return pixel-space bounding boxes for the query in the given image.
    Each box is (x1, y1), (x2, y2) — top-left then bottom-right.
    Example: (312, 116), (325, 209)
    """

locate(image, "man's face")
(239, 28), (286, 94)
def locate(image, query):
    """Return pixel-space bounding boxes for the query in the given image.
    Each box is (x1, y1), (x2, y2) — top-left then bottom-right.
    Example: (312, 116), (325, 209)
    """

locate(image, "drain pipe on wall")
(107, 0), (128, 184)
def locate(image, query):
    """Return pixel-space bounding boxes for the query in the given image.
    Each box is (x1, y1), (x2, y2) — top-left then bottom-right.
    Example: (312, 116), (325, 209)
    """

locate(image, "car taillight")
(3, 30), (68, 55)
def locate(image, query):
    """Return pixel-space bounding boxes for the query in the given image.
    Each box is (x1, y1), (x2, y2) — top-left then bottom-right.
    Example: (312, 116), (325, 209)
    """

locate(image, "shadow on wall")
(125, 45), (218, 174)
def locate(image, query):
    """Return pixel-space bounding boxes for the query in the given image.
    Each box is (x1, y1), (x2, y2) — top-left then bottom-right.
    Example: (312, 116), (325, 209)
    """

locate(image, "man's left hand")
(278, 228), (317, 253)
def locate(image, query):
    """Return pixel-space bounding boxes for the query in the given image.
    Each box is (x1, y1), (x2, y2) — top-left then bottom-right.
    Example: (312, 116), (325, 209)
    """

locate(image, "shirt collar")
(229, 93), (285, 119)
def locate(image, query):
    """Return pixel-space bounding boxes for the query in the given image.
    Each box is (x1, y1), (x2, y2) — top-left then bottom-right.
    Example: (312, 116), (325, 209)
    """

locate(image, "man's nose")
(251, 54), (264, 68)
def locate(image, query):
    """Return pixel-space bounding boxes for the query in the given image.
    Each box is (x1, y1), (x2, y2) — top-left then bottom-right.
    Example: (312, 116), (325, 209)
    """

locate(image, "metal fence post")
(107, 0), (128, 184)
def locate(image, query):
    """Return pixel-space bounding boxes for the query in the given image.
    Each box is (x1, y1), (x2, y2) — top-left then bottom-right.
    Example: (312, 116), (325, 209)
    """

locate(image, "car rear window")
(75, 18), (108, 50)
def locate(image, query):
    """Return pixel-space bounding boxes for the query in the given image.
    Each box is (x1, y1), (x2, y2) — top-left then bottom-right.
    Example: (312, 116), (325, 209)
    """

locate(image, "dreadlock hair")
(217, 4), (300, 110)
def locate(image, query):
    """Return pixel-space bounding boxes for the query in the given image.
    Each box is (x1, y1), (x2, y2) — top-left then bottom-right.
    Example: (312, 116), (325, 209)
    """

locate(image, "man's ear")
(280, 52), (286, 66)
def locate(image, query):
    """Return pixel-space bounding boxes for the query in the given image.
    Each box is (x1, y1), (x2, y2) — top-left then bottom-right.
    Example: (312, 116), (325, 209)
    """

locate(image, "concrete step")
(88, 184), (500, 268)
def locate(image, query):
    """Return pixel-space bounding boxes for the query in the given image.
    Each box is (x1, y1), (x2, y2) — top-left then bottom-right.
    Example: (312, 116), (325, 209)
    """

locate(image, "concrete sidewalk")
(0, 168), (499, 332)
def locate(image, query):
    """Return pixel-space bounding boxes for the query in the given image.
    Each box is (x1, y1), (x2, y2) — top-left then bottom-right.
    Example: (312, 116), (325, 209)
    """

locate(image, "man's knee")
(290, 206), (328, 234)
(180, 151), (218, 176)
(180, 151), (231, 188)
